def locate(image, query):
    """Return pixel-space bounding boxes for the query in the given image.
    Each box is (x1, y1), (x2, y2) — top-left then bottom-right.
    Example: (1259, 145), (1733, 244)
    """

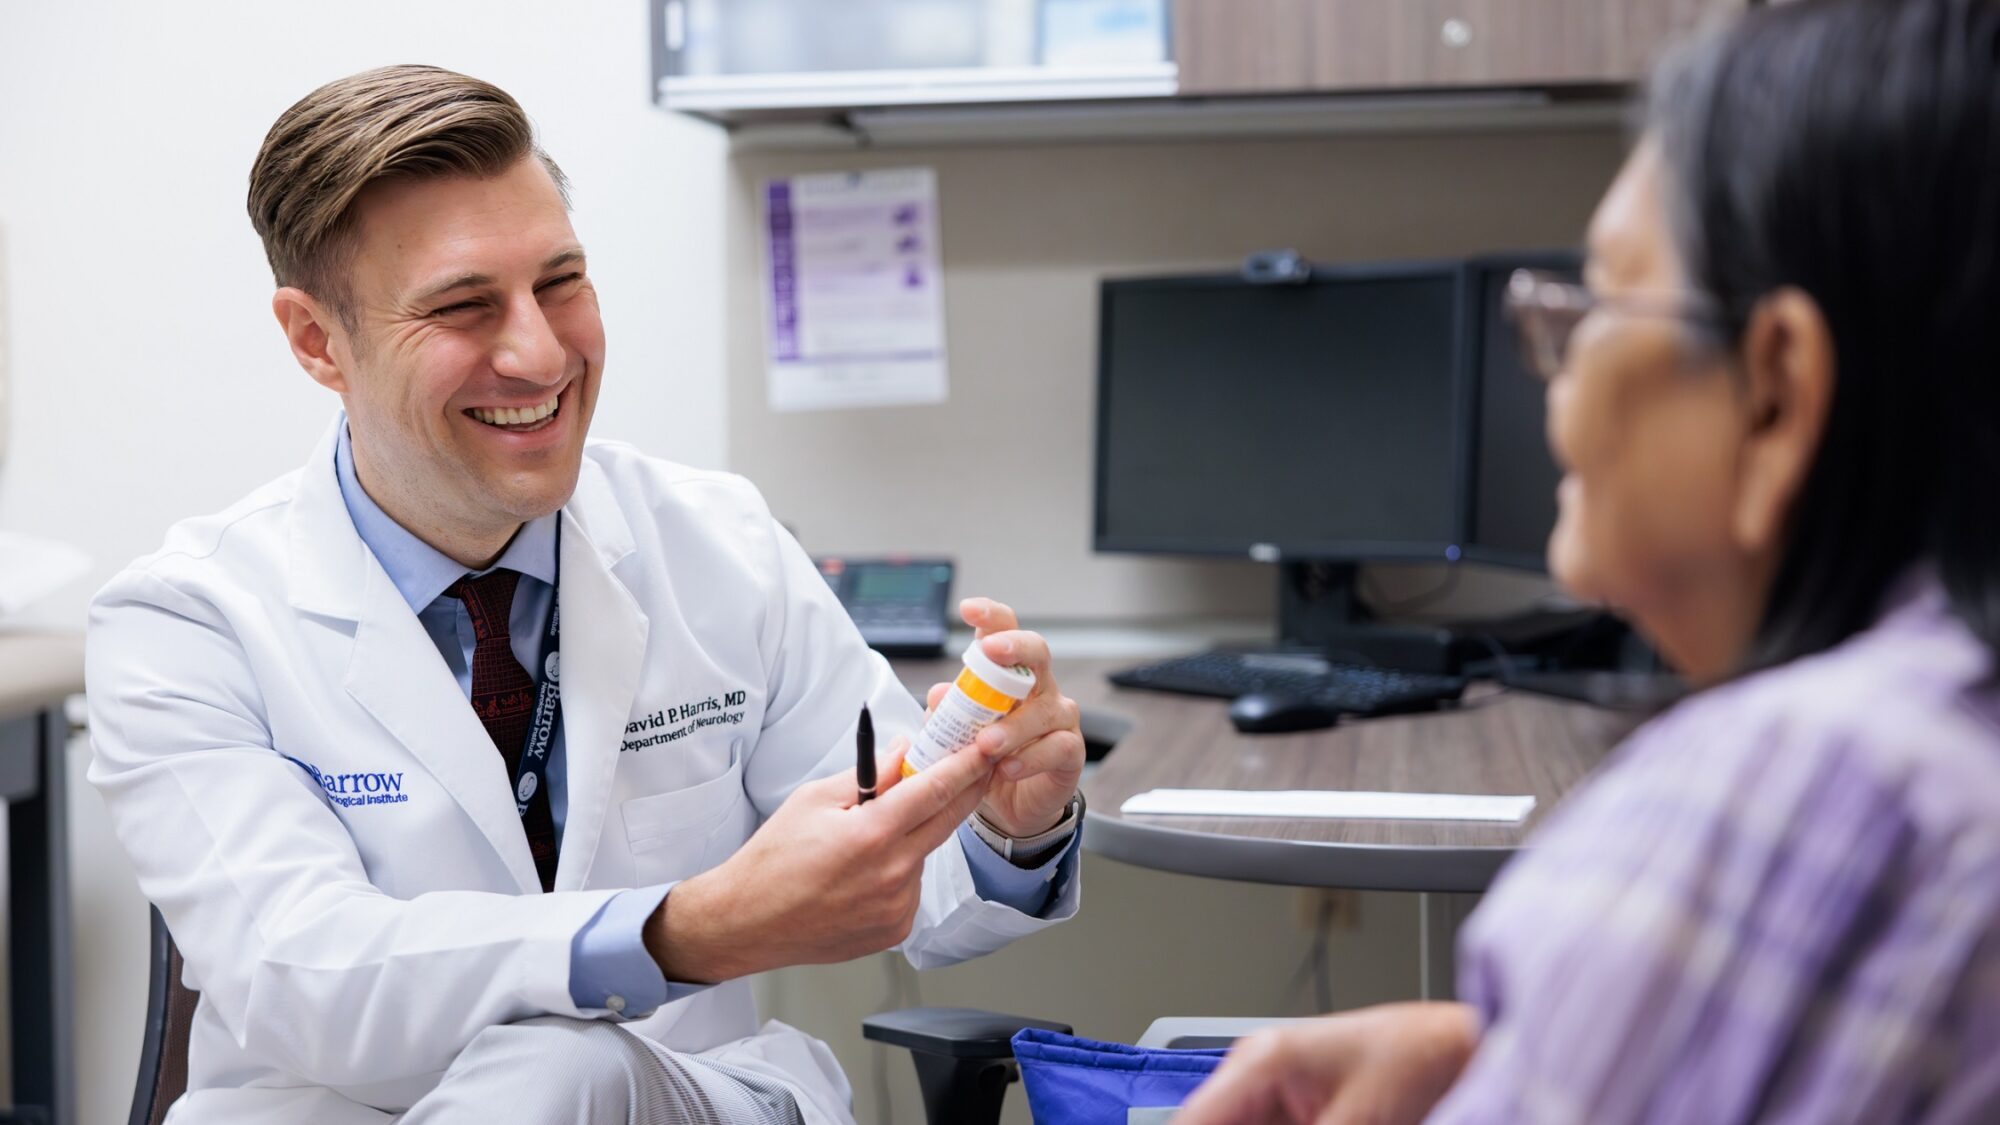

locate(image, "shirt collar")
(334, 418), (559, 614)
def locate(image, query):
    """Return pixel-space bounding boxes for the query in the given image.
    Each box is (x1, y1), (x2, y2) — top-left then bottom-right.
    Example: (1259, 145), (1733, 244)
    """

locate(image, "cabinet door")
(1174, 0), (1743, 95)
(1173, 0), (1320, 94)
(1312, 0), (1745, 90)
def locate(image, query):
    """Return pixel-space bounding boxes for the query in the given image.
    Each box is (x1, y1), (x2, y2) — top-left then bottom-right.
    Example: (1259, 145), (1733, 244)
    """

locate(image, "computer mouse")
(1228, 692), (1342, 734)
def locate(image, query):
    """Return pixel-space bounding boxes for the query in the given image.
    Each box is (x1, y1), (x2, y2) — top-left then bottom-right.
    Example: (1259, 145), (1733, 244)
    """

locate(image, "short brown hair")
(247, 64), (569, 321)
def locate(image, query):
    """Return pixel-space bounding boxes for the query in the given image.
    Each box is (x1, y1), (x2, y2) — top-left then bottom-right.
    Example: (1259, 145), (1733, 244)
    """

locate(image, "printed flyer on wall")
(762, 167), (948, 412)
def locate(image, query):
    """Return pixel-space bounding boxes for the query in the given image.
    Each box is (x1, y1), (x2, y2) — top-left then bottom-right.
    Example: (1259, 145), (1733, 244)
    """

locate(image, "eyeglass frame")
(1502, 268), (1735, 383)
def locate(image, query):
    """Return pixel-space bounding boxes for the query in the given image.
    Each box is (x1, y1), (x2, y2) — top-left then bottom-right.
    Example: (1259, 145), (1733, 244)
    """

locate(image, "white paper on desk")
(762, 167), (948, 413)
(0, 531), (91, 617)
(1121, 789), (1537, 823)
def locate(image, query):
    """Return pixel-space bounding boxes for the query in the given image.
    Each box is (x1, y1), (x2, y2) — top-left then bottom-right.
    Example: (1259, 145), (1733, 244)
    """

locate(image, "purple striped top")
(1431, 576), (2000, 1124)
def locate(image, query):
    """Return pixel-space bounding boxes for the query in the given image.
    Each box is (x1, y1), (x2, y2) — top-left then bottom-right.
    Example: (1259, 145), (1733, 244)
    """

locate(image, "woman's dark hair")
(1647, 0), (2000, 671)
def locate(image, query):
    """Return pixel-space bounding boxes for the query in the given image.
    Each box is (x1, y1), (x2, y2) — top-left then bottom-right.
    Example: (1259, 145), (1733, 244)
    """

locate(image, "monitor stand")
(1276, 561), (1364, 646)
(1275, 562), (1462, 674)
(1272, 561), (1651, 678)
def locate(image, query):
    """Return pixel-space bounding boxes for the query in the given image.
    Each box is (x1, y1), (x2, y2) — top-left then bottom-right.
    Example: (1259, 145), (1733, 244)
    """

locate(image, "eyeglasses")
(1503, 269), (1729, 382)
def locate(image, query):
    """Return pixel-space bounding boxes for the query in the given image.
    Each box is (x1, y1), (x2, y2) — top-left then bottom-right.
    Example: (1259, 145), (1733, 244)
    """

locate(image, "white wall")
(726, 130), (1623, 623)
(0, 5), (727, 1122)
(0, 0), (729, 632)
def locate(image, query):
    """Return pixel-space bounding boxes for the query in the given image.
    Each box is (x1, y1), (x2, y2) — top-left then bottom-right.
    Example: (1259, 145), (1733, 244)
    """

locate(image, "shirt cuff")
(568, 884), (710, 1017)
(958, 820), (1081, 917)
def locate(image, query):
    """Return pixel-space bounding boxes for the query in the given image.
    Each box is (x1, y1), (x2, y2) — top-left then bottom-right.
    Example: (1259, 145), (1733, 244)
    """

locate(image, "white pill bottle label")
(901, 642), (1036, 777)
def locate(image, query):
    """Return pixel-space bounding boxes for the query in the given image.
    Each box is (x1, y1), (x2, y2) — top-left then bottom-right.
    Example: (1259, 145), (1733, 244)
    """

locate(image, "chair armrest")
(864, 1007), (1073, 1060)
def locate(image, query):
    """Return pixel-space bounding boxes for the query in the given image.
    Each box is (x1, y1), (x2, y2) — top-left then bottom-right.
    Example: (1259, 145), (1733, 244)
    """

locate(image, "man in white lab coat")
(86, 65), (1085, 1125)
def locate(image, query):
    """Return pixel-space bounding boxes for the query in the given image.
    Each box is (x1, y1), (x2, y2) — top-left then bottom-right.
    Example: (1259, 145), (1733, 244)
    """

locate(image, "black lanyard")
(512, 535), (561, 820)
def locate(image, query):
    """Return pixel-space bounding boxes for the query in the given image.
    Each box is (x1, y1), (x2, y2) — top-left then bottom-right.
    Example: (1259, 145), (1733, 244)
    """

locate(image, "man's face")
(328, 157), (604, 546)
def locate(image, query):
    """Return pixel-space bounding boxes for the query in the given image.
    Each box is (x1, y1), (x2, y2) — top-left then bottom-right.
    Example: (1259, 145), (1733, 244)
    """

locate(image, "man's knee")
(411, 1016), (805, 1125)
(463, 1015), (653, 1088)
(467, 1014), (631, 1054)
(412, 1016), (652, 1121)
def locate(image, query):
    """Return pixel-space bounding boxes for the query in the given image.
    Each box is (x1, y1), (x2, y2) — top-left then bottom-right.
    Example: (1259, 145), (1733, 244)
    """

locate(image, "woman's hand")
(1175, 1002), (1479, 1125)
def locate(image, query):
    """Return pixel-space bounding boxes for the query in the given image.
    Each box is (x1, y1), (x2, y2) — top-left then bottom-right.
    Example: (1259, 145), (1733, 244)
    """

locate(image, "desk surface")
(897, 654), (1639, 894)
(0, 634), (85, 718)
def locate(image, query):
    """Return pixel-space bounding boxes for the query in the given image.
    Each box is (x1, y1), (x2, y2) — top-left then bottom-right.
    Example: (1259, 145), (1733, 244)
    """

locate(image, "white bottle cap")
(961, 640), (1036, 701)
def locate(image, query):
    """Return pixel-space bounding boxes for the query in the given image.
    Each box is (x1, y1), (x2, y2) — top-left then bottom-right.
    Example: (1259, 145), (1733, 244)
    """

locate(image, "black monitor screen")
(1094, 269), (1464, 559)
(1465, 254), (1579, 568)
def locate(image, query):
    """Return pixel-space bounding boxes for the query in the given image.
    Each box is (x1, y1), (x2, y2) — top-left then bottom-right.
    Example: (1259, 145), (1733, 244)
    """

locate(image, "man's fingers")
(925, 681), (950, 713)
(800, 767), (861, 807)
(869, 740), (992, 834)
(901, 764), (994, 856)
(961, 596), (1019, 639)
(973, 689), (1080, 763)
(977, 628), (1050, 679)
(993, 727), (1086, 783)
(872, 738), (911, 797)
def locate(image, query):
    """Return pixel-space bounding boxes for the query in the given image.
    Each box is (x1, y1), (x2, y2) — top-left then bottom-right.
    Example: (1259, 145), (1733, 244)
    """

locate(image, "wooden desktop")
(894, 652), (1640, 996)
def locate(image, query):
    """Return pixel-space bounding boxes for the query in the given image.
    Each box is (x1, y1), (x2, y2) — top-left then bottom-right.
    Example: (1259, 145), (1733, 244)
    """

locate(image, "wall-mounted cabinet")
(1174, 0), (1745, 95)
(655, 0), (1175, 113)
(653, 0), (1753, 143)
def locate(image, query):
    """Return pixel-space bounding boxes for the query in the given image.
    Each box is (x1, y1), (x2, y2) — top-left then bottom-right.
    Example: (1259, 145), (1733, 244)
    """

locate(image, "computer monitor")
(1461, 251), (1582, 570)
(1092, 263), (1468, 563)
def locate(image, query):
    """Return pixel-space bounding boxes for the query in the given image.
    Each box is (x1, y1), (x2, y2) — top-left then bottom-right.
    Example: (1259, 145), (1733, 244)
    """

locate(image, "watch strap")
(972, 791), (1084, 865)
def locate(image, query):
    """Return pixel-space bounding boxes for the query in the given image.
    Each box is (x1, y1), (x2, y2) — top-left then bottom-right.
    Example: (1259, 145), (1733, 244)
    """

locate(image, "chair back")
(129, 906), (199, 1125)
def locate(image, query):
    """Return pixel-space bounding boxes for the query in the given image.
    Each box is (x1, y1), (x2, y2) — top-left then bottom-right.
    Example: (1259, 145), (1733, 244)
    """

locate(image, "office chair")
(863, 1008), (1074, 1123)
(129, 907), (198, 1125)
(133, 907), (1275, 1124)
(130, 910), (1043, 1124)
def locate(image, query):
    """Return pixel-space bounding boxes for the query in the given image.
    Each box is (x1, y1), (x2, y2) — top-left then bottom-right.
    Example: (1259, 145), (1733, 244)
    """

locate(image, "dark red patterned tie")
(447, 569), (558, 892)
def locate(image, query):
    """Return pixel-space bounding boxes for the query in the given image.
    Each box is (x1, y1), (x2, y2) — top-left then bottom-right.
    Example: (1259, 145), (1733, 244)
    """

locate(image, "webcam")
(1241, 249), (1313, 285)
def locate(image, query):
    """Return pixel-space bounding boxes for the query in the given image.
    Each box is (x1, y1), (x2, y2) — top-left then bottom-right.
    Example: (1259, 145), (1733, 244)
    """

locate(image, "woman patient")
(1180, 0), (2000, 1121)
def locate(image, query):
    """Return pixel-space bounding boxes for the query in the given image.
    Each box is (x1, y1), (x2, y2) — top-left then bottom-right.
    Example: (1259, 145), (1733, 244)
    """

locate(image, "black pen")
(856, 704), (876, 803)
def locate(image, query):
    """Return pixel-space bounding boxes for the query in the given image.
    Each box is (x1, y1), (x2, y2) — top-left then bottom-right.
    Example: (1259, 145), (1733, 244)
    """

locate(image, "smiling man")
(86, 66), (1085, 1125)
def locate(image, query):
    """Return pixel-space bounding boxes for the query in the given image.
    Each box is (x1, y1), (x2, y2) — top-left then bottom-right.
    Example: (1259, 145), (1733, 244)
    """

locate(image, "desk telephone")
(814, 556), (954, 657)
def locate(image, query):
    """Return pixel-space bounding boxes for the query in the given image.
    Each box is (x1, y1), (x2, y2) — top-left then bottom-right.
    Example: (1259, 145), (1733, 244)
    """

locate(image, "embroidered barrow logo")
(284, 755), (411, 809)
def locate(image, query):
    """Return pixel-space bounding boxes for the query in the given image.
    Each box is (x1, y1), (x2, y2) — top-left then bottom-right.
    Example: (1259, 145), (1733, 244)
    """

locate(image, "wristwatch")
(971, 791), (1085, 865)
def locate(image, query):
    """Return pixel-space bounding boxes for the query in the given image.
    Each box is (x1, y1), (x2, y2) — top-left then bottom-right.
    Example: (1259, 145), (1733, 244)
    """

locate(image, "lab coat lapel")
(287, 415), (543, 894)
(551, 458), (648, 890)
(346, 564), (545, 893)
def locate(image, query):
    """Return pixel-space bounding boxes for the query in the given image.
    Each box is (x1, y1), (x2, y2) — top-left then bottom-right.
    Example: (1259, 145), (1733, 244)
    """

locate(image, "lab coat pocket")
(622, 747), (747, 885)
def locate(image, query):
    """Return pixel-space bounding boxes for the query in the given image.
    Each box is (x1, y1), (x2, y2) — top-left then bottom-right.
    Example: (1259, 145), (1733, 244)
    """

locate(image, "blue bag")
(1011, 1028), (1227, 1124)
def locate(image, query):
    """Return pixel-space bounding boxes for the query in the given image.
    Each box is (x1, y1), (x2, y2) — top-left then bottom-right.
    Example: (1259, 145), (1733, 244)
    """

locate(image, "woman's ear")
(1731, 287), (1836, 558)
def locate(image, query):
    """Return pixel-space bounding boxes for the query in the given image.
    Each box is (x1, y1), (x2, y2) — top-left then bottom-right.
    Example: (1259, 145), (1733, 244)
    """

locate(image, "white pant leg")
(397, 1016), (806, 1125)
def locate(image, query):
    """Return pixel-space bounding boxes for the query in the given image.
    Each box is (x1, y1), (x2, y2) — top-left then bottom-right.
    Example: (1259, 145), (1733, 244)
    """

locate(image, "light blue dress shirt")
(332, 423), (1078, 1015)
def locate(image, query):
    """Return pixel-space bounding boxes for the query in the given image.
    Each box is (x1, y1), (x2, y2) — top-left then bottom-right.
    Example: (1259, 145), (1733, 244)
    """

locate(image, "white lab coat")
(87, 420), (1077, 1125)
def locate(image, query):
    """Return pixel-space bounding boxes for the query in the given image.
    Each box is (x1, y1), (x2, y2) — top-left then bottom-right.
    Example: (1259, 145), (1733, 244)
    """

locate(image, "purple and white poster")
(762, 167), (948, 412)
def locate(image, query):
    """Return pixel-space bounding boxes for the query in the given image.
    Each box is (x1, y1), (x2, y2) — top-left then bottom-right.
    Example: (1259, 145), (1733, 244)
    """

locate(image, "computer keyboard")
(1108, 650), (1467, 717)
